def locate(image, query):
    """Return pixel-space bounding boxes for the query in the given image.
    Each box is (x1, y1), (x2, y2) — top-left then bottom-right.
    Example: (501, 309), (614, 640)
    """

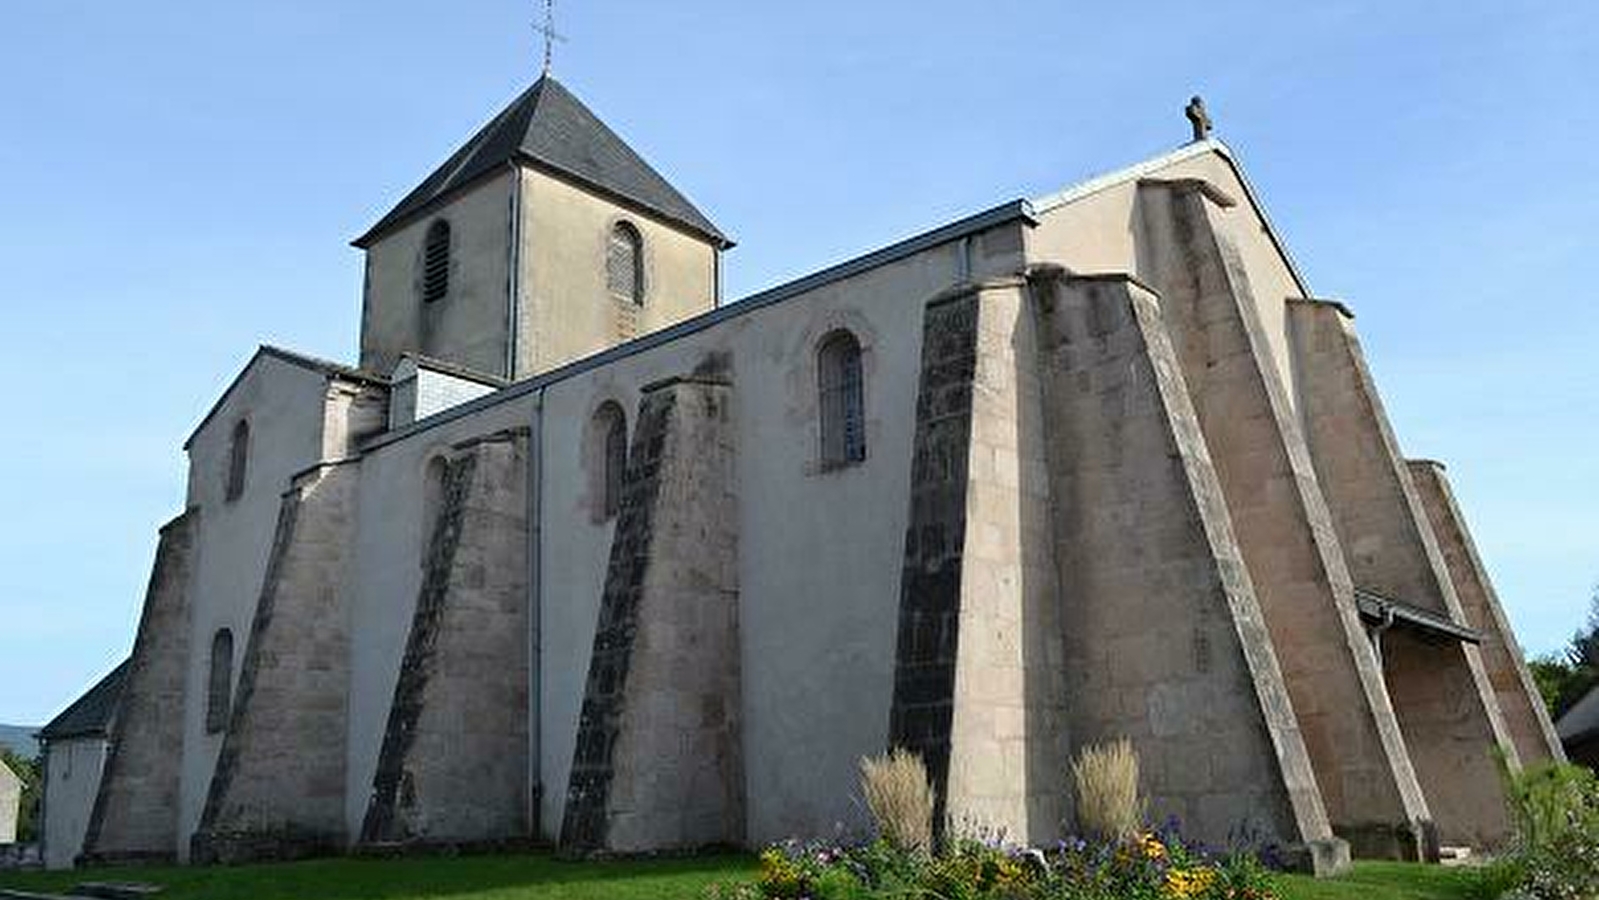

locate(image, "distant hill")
(0, 724), (39, 760)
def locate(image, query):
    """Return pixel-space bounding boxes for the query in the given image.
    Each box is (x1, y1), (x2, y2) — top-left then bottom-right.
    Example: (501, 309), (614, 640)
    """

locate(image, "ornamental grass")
(1070, 738), (1145, 844)
(858, 747), (936, 854)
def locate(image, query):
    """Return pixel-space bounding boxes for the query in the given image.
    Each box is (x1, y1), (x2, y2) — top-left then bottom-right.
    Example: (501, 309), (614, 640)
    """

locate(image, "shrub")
(859, 748), (935, 854)
(1494, 760), (1599, 900)
(1070, 739), (1144, 844)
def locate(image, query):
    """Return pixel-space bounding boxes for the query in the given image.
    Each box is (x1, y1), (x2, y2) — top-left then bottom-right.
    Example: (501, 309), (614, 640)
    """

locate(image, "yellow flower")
(1141, 832), (1167, 859)
(1164, 865), (1218, 899)
(758, 848), (803, 895)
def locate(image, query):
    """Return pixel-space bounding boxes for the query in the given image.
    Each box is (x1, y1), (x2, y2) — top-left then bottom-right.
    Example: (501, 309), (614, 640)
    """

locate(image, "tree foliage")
(1531, 586), (1599, 720)
(0, 746), (41, 844)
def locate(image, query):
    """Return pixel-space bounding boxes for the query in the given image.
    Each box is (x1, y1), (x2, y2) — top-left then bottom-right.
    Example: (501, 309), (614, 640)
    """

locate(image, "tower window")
(591, 402), (627, 521)
(607, 221), (644, 304)
(224, 419), (249, 502)
(422, 219), (451, 303)
(818, 330), (866, 467)
(206, 628), (234, 734)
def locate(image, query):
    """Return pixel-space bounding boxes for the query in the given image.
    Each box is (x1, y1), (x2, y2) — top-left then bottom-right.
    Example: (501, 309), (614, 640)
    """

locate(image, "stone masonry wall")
(899, 279), (1069, 843)
(888, 291), (976, 830)
(1288, 299), (1514, 847)
(191, 463), (360, 864)
(1407, 460), (1564, 767)
(81, 511), (198, 865)
(1030, 271), (1336, 863)
(561, 370), (741, 854)
(361, 430), (530, 846)
(1136, 180), (1433, 860)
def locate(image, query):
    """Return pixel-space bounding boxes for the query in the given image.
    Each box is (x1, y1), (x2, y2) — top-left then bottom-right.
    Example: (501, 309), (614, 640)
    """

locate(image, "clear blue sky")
(1, 1), (1594, 726)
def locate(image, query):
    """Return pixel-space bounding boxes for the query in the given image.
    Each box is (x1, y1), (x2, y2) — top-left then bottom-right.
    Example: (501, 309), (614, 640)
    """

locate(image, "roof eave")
(352, 155), (733, 252)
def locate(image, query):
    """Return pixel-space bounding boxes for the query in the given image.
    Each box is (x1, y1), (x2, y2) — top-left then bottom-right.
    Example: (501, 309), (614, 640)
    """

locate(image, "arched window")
(591, 402), (627, 521)
(606, 221), (644, 304)
(206, 628), (234, 734)
(421, 219), (451, 303)
(224, 419), (249, 502)
(818, 331), (866, 467)
(420, 455), (449, 566)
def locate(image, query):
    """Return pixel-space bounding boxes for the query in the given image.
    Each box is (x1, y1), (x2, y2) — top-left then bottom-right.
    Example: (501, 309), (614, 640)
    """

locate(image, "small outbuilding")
(0, 756), (20, 844)
(37, 661), (128, 869)
(1557, 684), (1599, 770)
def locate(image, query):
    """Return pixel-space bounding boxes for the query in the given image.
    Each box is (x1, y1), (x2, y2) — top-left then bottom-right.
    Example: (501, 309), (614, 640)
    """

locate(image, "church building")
(54, 72), (1561, 873)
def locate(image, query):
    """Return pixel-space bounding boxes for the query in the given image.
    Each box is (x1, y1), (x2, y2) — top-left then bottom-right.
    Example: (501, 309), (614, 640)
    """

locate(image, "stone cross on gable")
(533, 0), (567, 75)
(1186, 95), (1213, 142)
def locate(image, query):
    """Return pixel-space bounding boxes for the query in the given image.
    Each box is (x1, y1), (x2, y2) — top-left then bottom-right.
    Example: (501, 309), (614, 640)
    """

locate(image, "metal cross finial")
(533, 0), (567, 76)
(1185, 95), (1213, 143)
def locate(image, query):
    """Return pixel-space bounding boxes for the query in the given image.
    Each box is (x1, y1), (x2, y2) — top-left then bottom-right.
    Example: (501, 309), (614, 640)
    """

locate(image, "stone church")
(58, 72), (1562, 873)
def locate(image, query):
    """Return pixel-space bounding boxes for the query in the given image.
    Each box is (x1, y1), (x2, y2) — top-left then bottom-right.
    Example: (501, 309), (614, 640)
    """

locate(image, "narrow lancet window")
(422, 219), (451, 303)
(206, 628), (234, 734)
(225, 419), (250, 502)
(592, 402), (627, 521)
(607, 221), (644, 304)
(818, 330), (866, 467)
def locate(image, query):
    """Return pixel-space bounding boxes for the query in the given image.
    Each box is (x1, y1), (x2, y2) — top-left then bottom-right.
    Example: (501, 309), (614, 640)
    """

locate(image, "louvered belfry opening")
(607, 221), (643, 303)
(422, 219), (451, 303)
(818, 330), (867, 466)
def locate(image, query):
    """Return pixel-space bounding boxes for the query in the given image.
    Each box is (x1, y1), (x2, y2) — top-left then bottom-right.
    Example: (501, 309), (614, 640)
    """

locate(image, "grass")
(0, 856), (1495, 900)
(0, 852), (757, 900)
(1275, 861), (1496, 900)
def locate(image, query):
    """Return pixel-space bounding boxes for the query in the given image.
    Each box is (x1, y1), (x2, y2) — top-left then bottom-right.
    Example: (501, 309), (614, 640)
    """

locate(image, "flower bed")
(711, 821), (1281, 900)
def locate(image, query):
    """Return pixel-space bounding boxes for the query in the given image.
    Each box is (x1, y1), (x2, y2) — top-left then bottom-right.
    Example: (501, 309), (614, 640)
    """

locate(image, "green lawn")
(1275, 862), (1497, 900)
(0, 856), (1494, 900)
(0, 853), (756, 900)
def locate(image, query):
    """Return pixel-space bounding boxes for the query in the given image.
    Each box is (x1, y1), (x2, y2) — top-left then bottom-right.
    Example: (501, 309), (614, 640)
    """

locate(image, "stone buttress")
(1135, 179), (1435, 860)
(190, 463), (360, 863)
(888, 279), (1070, 845)
(888, 273), (1346, 872)
(80, 511), (198, 865)
(1029, 271), (1342, 869)
(1406, 460), (1564, 768)
(361, 430), (530, 847)
(560, 367), (742, 854)
(1289, 299), (1518, 847)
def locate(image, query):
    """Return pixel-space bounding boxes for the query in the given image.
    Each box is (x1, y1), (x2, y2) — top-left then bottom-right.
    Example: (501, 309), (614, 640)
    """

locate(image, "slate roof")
(1557, 682), (1599, 746)
(355, 76), (729, 249)
(38, 660), (129, 742)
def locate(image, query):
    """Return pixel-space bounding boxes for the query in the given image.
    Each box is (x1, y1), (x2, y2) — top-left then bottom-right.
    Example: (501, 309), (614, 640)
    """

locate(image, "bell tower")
(353, 76), (731, 381)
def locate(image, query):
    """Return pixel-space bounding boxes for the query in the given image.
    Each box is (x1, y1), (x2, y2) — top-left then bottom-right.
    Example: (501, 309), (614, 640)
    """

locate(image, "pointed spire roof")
(355, 76), (730, 248)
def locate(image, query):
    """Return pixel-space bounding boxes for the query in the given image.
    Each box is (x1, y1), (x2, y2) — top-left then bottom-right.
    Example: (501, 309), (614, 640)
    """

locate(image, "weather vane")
(533, 0), (567, 76)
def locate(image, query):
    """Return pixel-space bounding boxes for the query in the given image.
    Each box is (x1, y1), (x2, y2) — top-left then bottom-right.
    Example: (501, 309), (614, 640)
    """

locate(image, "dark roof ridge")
(39, 659), (130, 741)
(354, 76), (729, 249)
(183, 345), (387, 450)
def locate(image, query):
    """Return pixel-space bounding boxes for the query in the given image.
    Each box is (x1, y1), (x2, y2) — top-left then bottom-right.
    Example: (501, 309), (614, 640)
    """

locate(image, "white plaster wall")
(361, 173), (516, 377)
(517, 167), (717, 377)
(1027, 147), (1308, 407)
(42, 738), (107, 869)
(341, 398), (534, 839)
(337, 217), (1024, 846)
(533, 223), (1022, 844)
(177, 356), (331, 858)
(415, 370), (499, 421)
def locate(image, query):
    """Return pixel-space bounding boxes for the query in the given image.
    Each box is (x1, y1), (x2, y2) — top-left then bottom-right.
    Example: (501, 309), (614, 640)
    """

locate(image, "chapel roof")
(38, 659), (129, 742)
(1557, 682), (1599, 747)
(354, 75), (730, 249)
